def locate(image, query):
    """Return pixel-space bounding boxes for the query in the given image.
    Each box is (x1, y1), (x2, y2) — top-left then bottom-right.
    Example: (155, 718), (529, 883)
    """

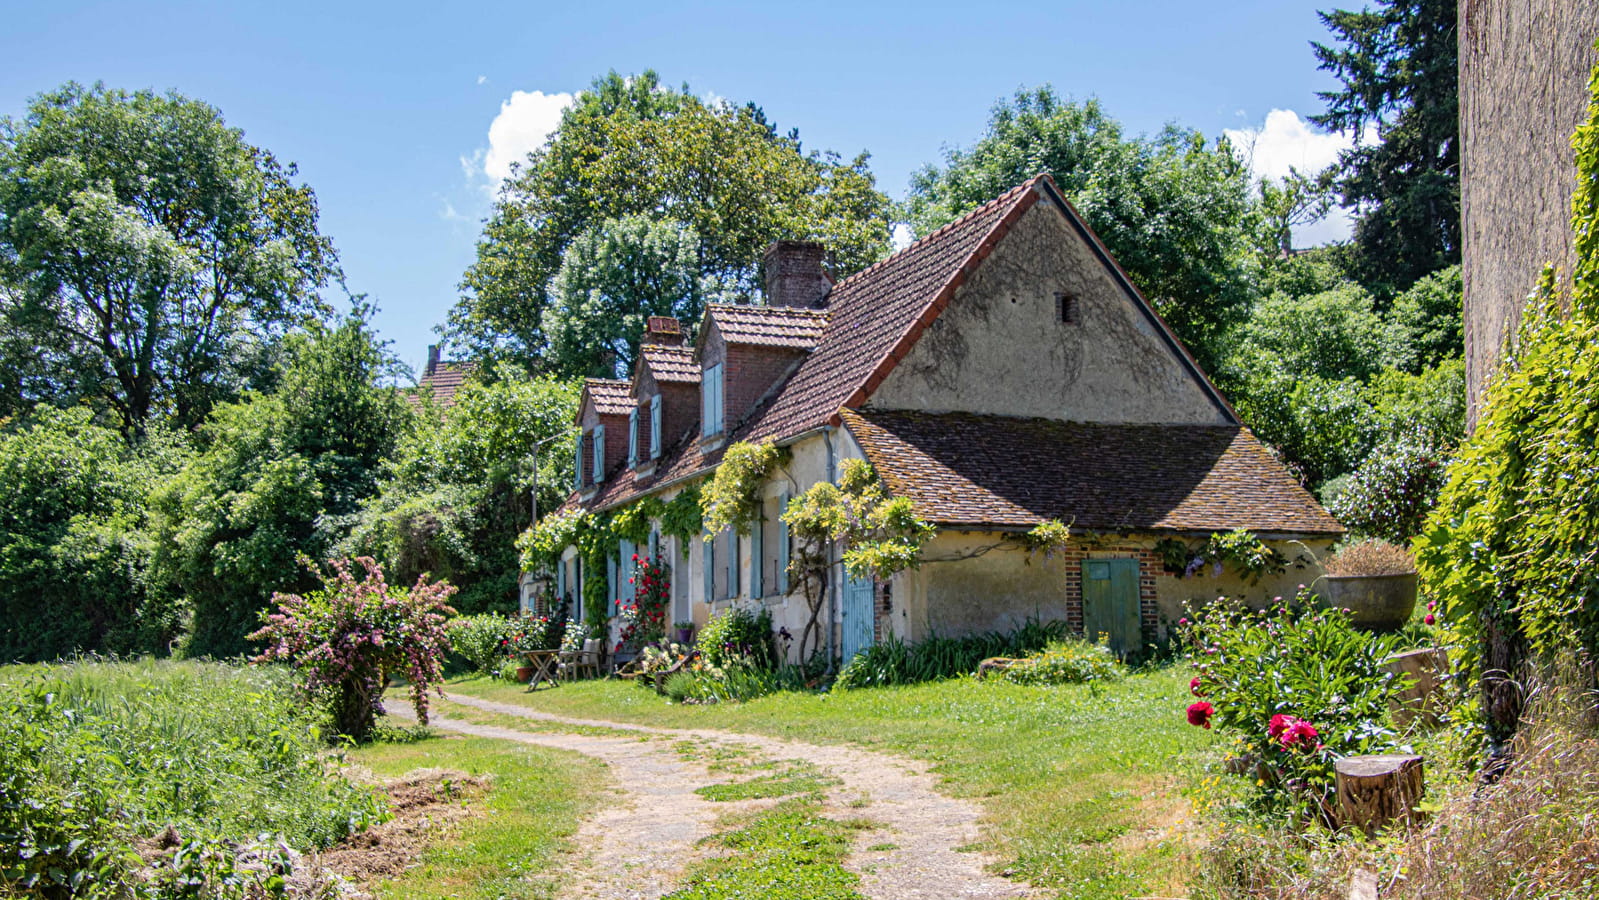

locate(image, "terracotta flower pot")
(1314, 572), (1419, 632)
(514, 665), (534, 683)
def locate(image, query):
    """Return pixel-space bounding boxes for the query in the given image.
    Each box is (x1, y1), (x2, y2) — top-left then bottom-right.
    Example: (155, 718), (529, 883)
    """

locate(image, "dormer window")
(701, 363), (724, 437)
(650, 394), (662, 459)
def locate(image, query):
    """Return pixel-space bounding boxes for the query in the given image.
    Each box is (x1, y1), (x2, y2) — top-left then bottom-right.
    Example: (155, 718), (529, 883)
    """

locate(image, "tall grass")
(833, 618), (1070, 688)
(1, 658), (387, 897)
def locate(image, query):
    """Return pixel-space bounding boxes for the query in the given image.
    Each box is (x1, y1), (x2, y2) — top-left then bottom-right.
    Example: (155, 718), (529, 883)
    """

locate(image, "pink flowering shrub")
(1180, 589), (1409, 821)
(251, 557), (457, 741)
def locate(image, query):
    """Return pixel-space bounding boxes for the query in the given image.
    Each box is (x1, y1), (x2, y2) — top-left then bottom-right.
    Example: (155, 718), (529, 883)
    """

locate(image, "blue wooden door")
(1082, 558), (1142, 657)
(841, 572), (876, 663)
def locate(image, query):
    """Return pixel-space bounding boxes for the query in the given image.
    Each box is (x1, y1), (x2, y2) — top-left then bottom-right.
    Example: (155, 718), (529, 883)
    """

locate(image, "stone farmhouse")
(547, 174), (1342, 663)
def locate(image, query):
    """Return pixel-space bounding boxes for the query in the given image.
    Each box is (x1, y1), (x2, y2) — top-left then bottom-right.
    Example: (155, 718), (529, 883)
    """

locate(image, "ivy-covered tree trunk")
(1480, 597), (1527, 778)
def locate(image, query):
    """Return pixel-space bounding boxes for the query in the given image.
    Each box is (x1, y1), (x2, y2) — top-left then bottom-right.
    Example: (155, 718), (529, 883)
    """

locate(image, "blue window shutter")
(750, 509), (764, 598)
(702, 529), (714, 602)
(777, 491), (790, 594)
(573, 432), (584, 489)
(627, 410), (638, 466)
(556, 558), (566, 601)
(726, 527), (739, 597)
(649, 528), (660, 564)
(606, 556), (617, 615)
(713, 364), (724, 433)
(620, 539), (636, 602)
(650, 395), (662, 458)
(593, 424), (606, 483)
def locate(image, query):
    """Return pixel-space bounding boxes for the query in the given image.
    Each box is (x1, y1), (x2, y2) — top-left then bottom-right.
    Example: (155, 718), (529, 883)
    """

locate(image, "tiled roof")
(410, 361), (476, 410)
(739, 177), (1045, 443)
(706, 304), (830, 350)
(639, 344), (700, 384)
(583, 378), (634, 417)
(842, 409), (1343, 536)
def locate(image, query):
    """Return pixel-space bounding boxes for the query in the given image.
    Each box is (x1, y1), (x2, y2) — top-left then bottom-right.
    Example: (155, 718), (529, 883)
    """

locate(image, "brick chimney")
(763, 241), (831, 309)
(645, 316), (684, 346)
(425, 344), (441, 377)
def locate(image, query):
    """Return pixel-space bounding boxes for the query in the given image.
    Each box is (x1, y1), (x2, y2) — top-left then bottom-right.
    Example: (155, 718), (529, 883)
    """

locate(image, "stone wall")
(1460, 0), (1599, 425)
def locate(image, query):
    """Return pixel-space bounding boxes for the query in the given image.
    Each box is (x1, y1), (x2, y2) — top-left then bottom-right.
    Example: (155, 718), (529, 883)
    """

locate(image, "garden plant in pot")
(674, 620), (695, 643)
(1313, 539), (1418, 632)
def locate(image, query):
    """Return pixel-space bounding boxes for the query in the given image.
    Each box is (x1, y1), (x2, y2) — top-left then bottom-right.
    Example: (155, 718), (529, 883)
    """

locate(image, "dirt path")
(404, 691), (1035, 900)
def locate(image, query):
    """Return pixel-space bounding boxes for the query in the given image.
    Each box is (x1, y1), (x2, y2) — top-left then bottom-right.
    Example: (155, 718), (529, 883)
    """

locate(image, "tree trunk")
(1384, 646), (1450, 728)
(1334, 754), (1425, 834)
(1481, 600), (1528, 779)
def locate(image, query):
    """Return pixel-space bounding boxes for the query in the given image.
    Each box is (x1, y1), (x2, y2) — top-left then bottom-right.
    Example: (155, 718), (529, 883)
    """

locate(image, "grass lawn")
(349, 734), (608, 900)
(448, 667), (1216, 900)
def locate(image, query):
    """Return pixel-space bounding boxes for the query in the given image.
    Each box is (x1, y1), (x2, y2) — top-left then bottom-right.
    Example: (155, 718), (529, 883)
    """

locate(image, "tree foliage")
(0, 406), (188, 662)
(1311, 0), (1459, 292)
(0, 82), (336, 436)
(153, 313), (410, 657)
(905, 87), (1260, 368)
(544, 215), (730, 378)
(450, 71), (893, 369)
(345, 368), (579, 613)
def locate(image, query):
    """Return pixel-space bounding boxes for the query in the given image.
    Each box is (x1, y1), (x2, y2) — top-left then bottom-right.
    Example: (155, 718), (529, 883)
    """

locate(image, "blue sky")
(2, 1), (1358, 378)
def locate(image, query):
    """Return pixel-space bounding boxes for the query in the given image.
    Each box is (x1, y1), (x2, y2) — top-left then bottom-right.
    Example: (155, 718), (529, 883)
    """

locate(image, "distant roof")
(411, 360), (476, 410)
(639, 344), (700, 385)
(705, 304), (829, 351)
(583, 378), (634, 417)
(842, 408), (1343, 536)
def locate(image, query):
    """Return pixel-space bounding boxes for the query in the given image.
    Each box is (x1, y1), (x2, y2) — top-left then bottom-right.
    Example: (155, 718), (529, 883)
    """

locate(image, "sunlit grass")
(448, 667), (1216, 899)
(350, 734), (607, 900)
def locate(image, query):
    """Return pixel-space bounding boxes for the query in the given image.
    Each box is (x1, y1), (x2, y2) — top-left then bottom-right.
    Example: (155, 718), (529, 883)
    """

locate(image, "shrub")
(1322, 538), (1416, 577)
(618, 554), (669, 649)
(1001, 638), (1126, 685)
(660, 653), (780, 704)
(448, 613), (513, 674)
(1329, 435), (1452, 543)
(251, 557), (456, 741)
(1181, 592), (1409, 820)
(699, 605), (777, 671)
(0, 660), (387, 897)
(833, 618), (1072, 689)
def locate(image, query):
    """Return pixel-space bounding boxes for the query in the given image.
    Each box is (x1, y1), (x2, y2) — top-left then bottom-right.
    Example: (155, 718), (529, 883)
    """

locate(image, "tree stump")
(1384, 647), (1450, 728)
(1335, 754), (1425, 833)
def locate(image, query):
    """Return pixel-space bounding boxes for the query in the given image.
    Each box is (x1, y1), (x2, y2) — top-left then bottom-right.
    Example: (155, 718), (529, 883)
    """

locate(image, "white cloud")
(890, 223), (914, 253)
(1224, 109), (1376, 247)
(465, 89), (575, 188)
(476, 75), (487, 85)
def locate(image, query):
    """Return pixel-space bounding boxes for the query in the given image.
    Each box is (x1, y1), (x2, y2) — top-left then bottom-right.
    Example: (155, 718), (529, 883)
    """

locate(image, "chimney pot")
(763, 240), (831, 309)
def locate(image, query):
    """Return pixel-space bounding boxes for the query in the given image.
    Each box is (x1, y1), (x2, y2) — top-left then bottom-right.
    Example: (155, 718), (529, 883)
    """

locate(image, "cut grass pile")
(450, 666), (1214, 899)
(350, 733), (606, 900)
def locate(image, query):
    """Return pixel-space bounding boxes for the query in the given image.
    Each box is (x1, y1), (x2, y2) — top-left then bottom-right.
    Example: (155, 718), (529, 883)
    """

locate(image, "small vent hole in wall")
(1057, 291), (1077, 324)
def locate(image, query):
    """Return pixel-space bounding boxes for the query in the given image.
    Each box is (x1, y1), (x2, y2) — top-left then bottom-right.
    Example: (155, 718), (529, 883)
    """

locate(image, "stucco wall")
(866, 200), (1230, 425)
(894, 531), (1335, 651)
(1460, 0), (1599, 425)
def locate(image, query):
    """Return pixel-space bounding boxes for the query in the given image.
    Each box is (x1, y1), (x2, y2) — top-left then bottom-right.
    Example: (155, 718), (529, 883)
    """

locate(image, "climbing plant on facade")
(701, 441), (785, 536)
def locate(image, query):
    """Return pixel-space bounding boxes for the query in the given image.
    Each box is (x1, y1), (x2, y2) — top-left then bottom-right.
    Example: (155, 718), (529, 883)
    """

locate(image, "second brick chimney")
(763, 241), (831, 309)
(645, 316), (684, 346)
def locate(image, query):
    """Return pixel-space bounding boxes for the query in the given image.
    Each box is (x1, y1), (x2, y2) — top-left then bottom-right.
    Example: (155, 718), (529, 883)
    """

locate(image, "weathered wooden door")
(841, 572), (876, 663)
(1082, 558), (1141, 657)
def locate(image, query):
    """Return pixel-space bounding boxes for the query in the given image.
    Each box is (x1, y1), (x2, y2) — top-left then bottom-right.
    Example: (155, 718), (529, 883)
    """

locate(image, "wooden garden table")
(523, 649), (560, 691)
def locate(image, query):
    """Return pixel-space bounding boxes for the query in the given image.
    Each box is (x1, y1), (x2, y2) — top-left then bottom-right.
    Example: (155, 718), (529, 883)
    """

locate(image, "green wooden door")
(1082, 558), (1142, 658)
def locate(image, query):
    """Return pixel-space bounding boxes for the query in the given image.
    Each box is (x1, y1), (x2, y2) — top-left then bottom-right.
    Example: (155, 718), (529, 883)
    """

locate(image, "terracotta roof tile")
(583, 378), (634, 416)
(739, 177), (1045, 443)
(639, 344), (700, 384)
(409, 361), (476, 409)
(841, 408), (1344, 536)
(706, 304), (830, 350)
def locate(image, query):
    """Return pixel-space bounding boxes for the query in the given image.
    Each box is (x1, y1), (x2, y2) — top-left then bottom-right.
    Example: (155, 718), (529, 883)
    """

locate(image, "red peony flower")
(1268, 713), (1293, 740)
(1189, 676), (1205, 697)
(1282, 719), (1319, 750)
(1186, 701), (1215, 729)
(1424, 613), (1436, 626)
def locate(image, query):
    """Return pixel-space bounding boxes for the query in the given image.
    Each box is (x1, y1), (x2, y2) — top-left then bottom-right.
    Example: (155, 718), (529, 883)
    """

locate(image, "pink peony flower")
(1282, 719), (1319, 750)
(1190, 676), (1205, 697)
(1424, 613), (1436, 626)
(1268, 713), (1293, 740)
(1186, 701), (1215, 729)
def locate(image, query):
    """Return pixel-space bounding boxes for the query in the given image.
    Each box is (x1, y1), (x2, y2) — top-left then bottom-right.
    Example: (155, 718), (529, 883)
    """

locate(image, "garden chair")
(564, 638), (601, 681)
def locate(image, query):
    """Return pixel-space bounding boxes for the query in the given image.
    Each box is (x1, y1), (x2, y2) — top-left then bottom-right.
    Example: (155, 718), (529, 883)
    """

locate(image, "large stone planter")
(1314, 572), (1419, 632)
